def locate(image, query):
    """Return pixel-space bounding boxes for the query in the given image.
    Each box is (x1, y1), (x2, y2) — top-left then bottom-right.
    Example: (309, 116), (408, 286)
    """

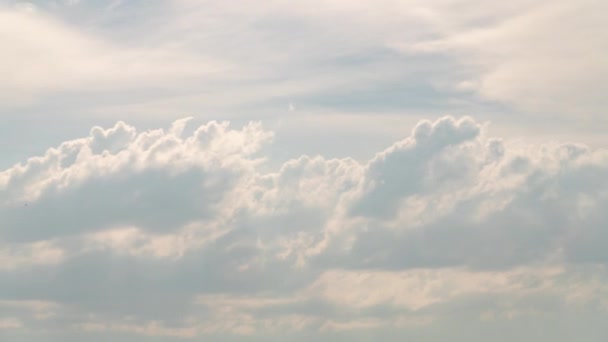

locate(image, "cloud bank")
(1, 116), (608, 341)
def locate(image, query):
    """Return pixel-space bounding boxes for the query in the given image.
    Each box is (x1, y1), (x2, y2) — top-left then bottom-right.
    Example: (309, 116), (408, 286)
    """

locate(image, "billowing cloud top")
(1, 116), (608, 341)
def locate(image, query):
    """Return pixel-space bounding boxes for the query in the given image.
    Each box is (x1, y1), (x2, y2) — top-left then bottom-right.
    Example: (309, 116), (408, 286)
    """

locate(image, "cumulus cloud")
(0, 119), (271, 241)
(1, 116), (608, 340)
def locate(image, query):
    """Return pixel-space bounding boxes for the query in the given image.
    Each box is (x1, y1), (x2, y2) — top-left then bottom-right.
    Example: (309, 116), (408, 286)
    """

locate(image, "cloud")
(2, 0), (605, 127)
(397, 0), (608, 115)
(1, 116), (608, 340)
(1, 0), (606, 340)
(160, 0), (608, 118)
(320, 118), (608, 270)
(351, 116), (480, 218)
(0, 5), (226, 106)
(0, 119), (271, 242)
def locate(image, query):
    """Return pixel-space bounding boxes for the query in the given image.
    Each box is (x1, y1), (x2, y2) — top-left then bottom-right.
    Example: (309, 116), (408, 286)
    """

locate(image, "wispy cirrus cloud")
(5, 0), (606, 118)
(0, 3), (228, 106)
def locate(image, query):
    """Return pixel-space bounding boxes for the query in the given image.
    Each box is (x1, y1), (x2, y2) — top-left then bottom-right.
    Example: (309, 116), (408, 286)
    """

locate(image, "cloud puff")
(1, 116), (608, 340)
(351, 116), (480, 218)
(0, 119), (272, 241)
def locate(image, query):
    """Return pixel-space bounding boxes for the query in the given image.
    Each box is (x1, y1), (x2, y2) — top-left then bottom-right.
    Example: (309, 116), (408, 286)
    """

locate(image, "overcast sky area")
(1, 0), (607, 341)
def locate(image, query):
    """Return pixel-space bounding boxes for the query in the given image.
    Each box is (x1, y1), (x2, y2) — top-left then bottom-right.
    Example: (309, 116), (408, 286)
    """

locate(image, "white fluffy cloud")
(1, 116), (608, 341)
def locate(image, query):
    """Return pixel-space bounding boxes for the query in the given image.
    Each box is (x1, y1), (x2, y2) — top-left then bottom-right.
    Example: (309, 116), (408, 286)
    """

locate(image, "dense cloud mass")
(1, 116), (608, 341)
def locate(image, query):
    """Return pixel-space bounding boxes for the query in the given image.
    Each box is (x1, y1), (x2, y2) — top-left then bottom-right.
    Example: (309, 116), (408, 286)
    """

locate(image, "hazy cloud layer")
(1, 0), (605, 119)
(2, 116), (608, 341)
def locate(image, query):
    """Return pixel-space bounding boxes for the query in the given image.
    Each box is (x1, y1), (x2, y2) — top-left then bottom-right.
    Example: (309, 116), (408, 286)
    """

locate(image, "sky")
(0, 0), (607, 341)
